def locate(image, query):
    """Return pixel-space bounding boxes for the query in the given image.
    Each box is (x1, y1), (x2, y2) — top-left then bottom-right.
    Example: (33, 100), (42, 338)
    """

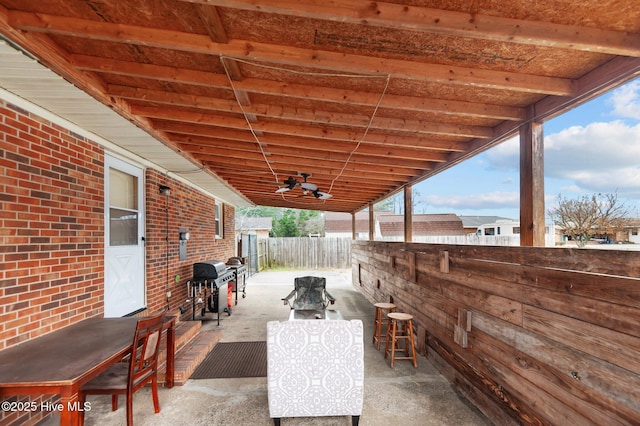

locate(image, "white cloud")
(544, 121), (640, 185)
(485, 136), (518, 171)
(423, 191), (519, 210)
(608, 80), (640, 119)
(486, 121), (640, 195)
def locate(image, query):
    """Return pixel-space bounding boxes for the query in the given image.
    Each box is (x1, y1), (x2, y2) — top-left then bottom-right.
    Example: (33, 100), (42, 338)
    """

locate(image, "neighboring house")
(474, 219), (557, 245)
(324, 211), (465, 240)
(555, 218), (640, 244)
(324, 211), (394, 239)
(236, 216), (273, 239)
(621, 219), (640, 243)
(458, 216), (514, 235)
(474, 219), (523, 237)
(378, 213), (465, 239)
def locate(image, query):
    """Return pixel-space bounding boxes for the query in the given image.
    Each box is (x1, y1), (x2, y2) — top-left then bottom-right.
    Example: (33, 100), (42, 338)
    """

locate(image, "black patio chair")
(282, 276), (336, 311)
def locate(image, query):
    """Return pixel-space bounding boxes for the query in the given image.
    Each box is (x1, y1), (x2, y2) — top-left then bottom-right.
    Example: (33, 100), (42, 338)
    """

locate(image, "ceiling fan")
(275, 173), (332, 199)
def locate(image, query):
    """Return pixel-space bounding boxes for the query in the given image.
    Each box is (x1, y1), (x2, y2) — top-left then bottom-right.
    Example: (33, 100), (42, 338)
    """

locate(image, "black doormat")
(190, 341), (267, 379)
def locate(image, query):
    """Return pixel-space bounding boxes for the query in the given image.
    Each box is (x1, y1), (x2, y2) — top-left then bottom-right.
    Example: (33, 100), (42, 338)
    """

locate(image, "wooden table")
(0, 316), (175, 426)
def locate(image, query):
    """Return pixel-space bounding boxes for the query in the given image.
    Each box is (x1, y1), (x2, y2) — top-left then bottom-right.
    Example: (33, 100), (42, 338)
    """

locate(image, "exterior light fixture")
(159, 185), (171, 196)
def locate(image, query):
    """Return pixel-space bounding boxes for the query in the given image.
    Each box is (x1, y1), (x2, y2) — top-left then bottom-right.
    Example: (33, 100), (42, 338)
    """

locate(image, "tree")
(548, 192), (630, 247)
(237, 206), (324, 237)
(271, 209), (300, 237)
(297, 210), (323, 236)
(375, 188), (426, 213)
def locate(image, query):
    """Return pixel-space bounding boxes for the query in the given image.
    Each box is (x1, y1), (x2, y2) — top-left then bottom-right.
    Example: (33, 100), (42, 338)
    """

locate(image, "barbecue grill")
(187, 260), (235, 325)
(226, 257), (248, 305)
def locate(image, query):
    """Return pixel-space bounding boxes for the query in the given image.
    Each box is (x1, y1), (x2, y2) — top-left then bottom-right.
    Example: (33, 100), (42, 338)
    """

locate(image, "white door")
(104, 155), (145, 317)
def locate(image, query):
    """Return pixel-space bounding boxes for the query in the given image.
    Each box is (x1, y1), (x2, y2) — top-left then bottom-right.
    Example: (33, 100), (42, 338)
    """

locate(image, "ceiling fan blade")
(300, 182), (318, 191)
(275, 187), (291, 193)
(314, 190), (332, 199)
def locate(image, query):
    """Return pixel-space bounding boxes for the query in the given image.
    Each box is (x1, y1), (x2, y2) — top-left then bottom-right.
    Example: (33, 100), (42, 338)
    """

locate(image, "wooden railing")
(352, 241), (640, 425)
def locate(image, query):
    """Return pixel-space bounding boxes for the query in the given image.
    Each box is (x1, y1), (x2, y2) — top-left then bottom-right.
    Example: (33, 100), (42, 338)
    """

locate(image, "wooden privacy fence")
(266, 238), (351, 269)
(353, 241), (640, 425)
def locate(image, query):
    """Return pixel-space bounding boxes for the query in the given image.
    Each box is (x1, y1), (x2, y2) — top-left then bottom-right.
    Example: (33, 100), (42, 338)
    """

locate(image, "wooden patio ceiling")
(0, 1), (639, 213)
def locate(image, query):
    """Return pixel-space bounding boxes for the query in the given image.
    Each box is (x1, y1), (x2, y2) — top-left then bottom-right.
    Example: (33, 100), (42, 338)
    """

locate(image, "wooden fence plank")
(471, 329), (631, 426)
(523, 305), (640, 375)
(472, 311), (640, 414)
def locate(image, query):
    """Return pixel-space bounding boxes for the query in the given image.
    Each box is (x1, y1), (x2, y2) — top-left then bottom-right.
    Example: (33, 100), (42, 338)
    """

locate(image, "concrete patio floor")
(70, 269), (492, 426)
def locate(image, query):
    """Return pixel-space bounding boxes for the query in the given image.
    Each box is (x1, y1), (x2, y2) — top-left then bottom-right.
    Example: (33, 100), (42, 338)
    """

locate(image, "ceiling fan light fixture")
(274, 172), (331, 200)
(300, 182), (318, 191)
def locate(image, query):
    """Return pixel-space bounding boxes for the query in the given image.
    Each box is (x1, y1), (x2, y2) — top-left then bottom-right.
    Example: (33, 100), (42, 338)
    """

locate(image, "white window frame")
(215, 200), (223, 239)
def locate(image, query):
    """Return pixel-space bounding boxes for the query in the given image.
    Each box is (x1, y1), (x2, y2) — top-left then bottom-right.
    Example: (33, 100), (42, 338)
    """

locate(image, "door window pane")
(109, 168), (138, 210)
(109, 168), (139, 246)
(110, 209), (138, 245)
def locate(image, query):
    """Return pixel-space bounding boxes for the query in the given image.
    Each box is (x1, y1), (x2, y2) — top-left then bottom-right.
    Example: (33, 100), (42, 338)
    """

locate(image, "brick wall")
(145, 169), (236, 317)
(0, 101), (105, 351)
(0, 101), (105, 425)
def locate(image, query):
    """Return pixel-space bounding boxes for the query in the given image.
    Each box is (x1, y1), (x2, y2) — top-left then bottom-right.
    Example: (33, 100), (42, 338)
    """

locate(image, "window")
(214, 201), (223, 238)
(484, 227), (495, 236)
(108, 168), (139, 246)
(513, 227), (520, 234)
(632, 229), (638, 236)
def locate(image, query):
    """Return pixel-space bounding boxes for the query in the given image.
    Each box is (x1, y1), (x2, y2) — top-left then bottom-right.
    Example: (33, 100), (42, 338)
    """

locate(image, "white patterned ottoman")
(267, 319), (364, 426)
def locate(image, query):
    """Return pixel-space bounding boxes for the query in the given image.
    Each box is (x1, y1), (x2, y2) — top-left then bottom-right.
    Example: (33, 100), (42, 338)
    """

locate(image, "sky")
(412, 77), (640, 220)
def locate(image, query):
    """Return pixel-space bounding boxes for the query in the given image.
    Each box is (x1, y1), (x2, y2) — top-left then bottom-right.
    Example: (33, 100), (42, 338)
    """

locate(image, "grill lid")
(226, 257), (242, 266)
(193, 260), (227, 279)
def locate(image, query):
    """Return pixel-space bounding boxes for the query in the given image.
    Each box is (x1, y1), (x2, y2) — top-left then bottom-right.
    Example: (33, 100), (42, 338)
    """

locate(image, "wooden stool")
(373, 302), (396, 350)
(384, 312), (417, 368)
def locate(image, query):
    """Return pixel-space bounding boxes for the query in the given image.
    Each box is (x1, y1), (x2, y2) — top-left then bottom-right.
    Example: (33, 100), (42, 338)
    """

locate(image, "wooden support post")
(351, 212), (356, 240)
(520, 118), (546, 247)
(368, 203), (374, 241)
(404, 185), (413, 242)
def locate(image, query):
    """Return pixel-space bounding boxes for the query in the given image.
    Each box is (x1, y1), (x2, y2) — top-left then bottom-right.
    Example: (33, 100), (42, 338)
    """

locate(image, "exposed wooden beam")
(169, 133), (461, 161)
(180, 141), (439, 170)
(195, 150), (425, 176)
(133, 104), (490, 141)
(195, 4), (229, 43)
(200, 157), (417, 181)
(107, 75), (525, 122)
(132, 93), (494, 138)
(156, 121), (470, 152)
(194, 4), (258, 122)
(183, 0), (640, 56)
(9, 11), (576, 94)
(114, 85), (495, 138)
